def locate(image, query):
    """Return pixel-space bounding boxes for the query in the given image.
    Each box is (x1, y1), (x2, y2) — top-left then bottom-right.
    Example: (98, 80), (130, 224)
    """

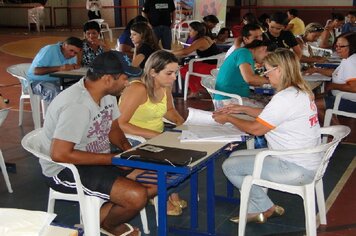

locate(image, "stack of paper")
(180, 108), (248, 143)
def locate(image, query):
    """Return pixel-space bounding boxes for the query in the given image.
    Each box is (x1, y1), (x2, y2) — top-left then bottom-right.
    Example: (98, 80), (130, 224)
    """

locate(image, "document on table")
(180, 108), (248, 142)
(303, 73), (331, 82)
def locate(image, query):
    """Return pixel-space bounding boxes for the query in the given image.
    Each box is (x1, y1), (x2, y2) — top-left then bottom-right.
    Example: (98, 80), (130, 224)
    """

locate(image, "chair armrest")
(332, 91), (355, 110)
(252, 144), (333, 179)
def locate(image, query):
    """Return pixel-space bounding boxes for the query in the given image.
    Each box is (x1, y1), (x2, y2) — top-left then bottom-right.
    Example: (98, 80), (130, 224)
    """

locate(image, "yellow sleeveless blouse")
(121, 80), (167, 133)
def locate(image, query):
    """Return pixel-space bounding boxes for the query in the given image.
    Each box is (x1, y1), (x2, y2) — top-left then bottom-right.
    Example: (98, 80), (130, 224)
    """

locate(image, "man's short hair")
(348, 11), (356, 17)
(64, 37), (83, 49)
(83, 21), (101, 33)
(288, 9), (298, 17)
(270, 12), (289, 26)
(242, 24), (261, 38)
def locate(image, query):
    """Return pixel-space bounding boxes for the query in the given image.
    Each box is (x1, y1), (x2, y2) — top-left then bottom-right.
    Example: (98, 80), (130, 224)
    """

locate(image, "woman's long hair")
(189, 21), (206, 40)
(264, 49), (313, 98)
(130, 22), (160, 51)
(141, 50), (178, 102)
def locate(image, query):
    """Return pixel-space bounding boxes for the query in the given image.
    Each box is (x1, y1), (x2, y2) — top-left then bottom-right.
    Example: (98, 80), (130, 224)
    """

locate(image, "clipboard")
(120, 144), (207, 166)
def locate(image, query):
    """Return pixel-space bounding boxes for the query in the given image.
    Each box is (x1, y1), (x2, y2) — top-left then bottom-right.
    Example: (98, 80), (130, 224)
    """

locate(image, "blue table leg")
(206, 159), (215, 234)
(190, 171), (199, 229)
(157, 170), (167, 236)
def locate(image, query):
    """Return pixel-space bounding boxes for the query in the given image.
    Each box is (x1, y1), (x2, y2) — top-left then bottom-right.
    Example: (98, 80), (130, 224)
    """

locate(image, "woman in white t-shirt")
(306, 32), (356, 120)
(213, 49), (321, 224)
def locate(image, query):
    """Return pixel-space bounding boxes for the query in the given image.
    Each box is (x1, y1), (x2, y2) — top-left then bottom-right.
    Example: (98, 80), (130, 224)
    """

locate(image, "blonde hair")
(141, 50), (178, 102)
(304, 22), (324, 36)
(264, 49), (313, 97)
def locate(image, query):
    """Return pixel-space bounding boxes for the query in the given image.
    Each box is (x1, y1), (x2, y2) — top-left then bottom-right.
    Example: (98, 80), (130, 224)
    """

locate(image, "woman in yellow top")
(118, 50), (186, 215)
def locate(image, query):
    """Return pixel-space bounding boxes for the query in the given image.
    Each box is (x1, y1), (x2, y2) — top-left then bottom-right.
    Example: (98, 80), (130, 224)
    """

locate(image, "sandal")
(101, 223), (141, 236)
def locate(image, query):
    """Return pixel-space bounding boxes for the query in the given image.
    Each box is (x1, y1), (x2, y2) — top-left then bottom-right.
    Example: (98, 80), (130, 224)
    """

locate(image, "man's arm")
(109, 118), (132, 152)
(51, 139), (114, 165)
(240, 63), (269, 86)
(34, 64), (79, 75)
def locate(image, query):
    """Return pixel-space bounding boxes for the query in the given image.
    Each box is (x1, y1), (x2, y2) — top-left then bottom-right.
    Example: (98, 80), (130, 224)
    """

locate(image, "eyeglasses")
(263, 67), (277, 76)
(335, 45), (349, 49)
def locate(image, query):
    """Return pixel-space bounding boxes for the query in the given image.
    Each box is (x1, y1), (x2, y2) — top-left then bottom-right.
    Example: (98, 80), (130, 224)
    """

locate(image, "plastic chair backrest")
(6, 63), (31, 94)
(201, 76), (243, 105)
(314, 125), (351, 182)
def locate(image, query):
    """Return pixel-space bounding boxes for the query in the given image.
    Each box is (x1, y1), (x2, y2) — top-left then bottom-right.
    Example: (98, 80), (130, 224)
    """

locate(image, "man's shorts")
(43, 165), (133, 200)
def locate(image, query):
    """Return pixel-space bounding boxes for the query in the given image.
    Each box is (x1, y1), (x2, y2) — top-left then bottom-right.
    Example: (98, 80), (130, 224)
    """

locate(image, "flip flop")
(119, 223), (141, 236)
(101, 223), (140, 236)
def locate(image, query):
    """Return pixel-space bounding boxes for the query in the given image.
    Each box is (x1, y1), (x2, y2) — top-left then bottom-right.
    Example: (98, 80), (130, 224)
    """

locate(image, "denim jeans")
(31, 81), (61, 102)
(153, 25), (172, 50)
(222, 149), (316, 214)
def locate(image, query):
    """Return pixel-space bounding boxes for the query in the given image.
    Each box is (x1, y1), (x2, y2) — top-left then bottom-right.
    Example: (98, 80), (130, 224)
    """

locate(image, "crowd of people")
(18, 1), (355, 235)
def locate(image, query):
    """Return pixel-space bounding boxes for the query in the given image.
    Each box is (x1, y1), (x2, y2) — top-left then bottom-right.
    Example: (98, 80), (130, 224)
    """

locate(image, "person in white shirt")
(306, 32), (356, 122)
(213, 49), (321, 224)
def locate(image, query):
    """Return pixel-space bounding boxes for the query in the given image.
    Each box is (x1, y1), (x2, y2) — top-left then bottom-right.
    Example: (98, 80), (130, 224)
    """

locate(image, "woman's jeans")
(222, 149), (316, 214)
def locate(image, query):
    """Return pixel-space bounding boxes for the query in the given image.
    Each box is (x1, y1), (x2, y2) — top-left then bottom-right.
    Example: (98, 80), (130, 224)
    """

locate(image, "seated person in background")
(173, 21), (220, 98)
(117, 15), (149, 58)
(319, 13), (344, 49)
(118, 50), (186, 216)
(215, 40), (269, 108)
(305, 32), (356, 123)
(225, 23), (263, 58)
(213, 49), (321, 224)
(202, 15), (219, 39)
(27, 37), (83, 103)
(40, 51), (148, 236)
(296, 22), (328, 67)
(78, 21), (109, 67)
(130, 22), (161, 69)
(285, 8), (305, 36)
(342, 11), (356, 33)
(263, 12), (302, 59)
(215, 27), (231, 44)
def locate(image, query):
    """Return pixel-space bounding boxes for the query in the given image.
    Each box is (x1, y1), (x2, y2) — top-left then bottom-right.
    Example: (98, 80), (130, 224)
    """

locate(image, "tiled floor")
(0, 28), (355, 235)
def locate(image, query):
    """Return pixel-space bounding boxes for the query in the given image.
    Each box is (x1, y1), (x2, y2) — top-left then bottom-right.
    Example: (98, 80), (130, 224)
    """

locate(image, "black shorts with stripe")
(43, 165), (133, 200)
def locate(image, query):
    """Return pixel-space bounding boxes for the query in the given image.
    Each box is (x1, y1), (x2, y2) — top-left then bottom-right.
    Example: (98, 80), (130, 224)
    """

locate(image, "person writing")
(78, 21), (109, 67)
(213, 49), (321, 223)
(296, 22), (328, 67)
(39, 51), (149, 236)
(118, 50), (187, 216)
(305, 32), (356, 122)
(215, 39), (269, 107)
(27, 37), (83, 103)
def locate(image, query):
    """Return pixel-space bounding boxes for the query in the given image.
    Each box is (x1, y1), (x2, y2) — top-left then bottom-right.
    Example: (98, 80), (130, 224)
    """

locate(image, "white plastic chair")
(6, 63), (42, 129)
(183, 52), (226, 101)
(238, 125), (351, 236)
(0, 108), (13, 193)
(21, 128), (151, 236)
(201, 76), (243, 108)
(324, 91), (356, 127)
(89, 19), (113, 42)
(27, 6), (45, 32)
(175, 20), (195, 42)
